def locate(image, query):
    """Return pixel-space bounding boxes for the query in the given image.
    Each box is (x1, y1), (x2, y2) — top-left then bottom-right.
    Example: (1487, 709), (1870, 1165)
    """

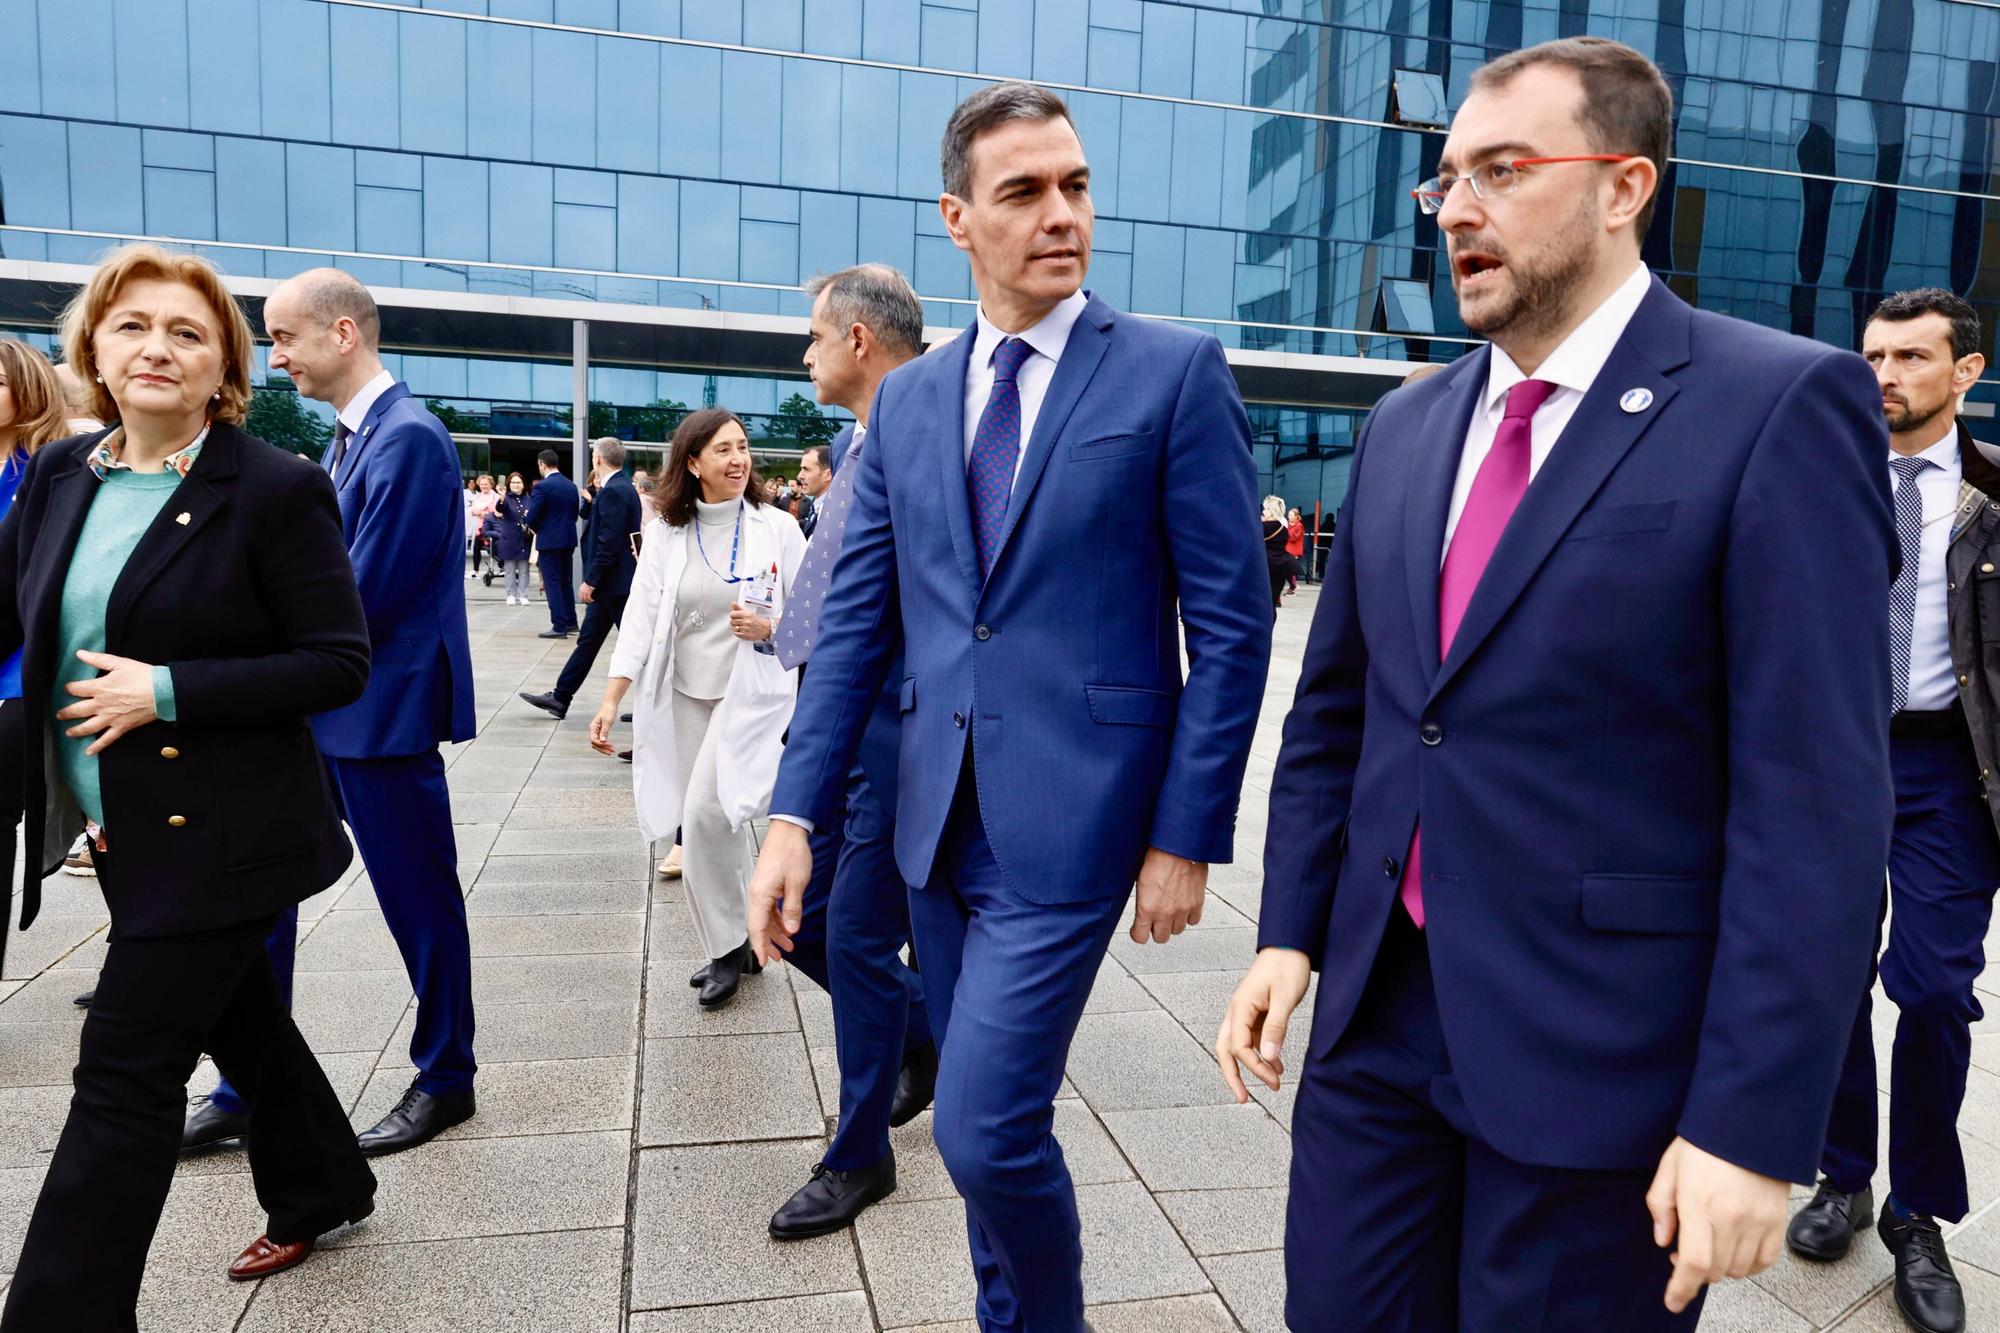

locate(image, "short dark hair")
(804, 264), (926, 359)
(1469, 37), (1673, 235)
(1867, 288), (1983, 361)
(537, 448), (560, 468)
(941, 81), (1074, 200)
(800, 444), (830, 470)
(657, 407), (765, 526)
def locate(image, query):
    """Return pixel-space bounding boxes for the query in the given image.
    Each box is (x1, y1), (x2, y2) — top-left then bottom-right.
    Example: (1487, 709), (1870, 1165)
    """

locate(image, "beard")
(1452, 195), (1602, 345)
(1884, 394), (1949, 436)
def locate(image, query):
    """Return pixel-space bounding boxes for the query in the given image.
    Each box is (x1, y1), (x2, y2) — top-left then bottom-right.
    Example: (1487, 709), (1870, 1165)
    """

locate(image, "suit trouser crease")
(669, 689), (752, 960)
(1820, 726), (2000, 1220)
(553, 592), (626, 704)
(2, 914), (375, 1333)
(540, 548), (578, 632)
(906, 774), (1125, 1333)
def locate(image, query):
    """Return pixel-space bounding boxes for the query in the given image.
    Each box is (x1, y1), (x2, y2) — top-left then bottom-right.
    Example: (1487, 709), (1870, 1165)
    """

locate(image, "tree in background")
(426, 399), (480, 434)
(247, 377), (333, 461)
(773, 392), (838, 449)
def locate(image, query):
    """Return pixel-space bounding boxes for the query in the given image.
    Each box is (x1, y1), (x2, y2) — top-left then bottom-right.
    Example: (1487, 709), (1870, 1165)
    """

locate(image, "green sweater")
(55, 469), (181, 828)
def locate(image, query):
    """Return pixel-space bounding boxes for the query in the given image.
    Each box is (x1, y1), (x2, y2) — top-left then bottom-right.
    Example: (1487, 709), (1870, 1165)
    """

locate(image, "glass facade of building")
(1, 0), (1997, 517)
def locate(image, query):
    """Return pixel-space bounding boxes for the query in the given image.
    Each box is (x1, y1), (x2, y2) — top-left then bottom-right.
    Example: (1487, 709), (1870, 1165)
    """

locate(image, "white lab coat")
(610, 502), (808, 843)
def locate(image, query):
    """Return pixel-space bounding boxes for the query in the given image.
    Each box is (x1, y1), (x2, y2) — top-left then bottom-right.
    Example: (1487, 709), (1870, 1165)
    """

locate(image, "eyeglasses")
(1411, 155), (1639, 215)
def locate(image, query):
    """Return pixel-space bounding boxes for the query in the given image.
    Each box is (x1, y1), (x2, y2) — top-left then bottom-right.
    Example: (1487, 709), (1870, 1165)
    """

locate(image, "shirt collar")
(972, 289), (1089, 376)
(336, 369), (397, 436)
(1482, 263), (1653, 415)
(1896, 420), (1961, 472)
(87, 422), (210, 481)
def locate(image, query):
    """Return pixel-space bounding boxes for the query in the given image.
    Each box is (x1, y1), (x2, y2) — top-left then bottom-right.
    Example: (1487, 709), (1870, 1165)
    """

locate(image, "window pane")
(424, 156), (488, 260)
(555, 202), (616, 268)
(781, 57), (841, 190)
(660, 45), (721, 178)
(680, 180), (740, 279)
(0, 114), (71, 227)
(215, 136), (283, 243)
(0, 0), (39, 113)
(41, 0), (114, 121)
(357, 186), (422, 254)
(617, 174), (678, 274)
(597, 37), (660, 172)
(402, 13), (469, 155)
(468, 21), (532, 160)
(113, 0), (189, 128)
(740, 218), (799, 284)
(532, 28), (597, 166)
(188, 0), (259, 133)
(489, 162), (553, 264)
(285, 144), (356, 250)
(721, 52), (783, 184)
(332, 5), (400, 148)
(69, 122), (144, 233)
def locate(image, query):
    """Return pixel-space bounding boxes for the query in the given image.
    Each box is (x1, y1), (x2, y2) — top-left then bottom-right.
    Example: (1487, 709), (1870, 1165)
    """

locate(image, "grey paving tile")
(1066, 1011), (1239, 1112)
(291, 970), (415, 1054)
(0, 1022), (81, 1089)
(1749, 1211), (1895, 1324)
(1106, 928), (1260, 977)
(487, 828), (650, 858)
(1829, 1256), (2000, 1329)
(1086, 1293), (1243, 1332)
(323, 1131), (628, 1248)
(1247, 1080), (1295, 1131)
(449, 791), (523, 825)
(293, 910), (406, 973)
(351, 1056), (633, 1141)
(1083, 959), (1160, 1015)
(1, 914), (105, 980)
(1697, 1276), (1812, 1332)
(381, 997), (637, 1067)
(1078, 1180), (1213, 1303)
(855, 1193), (979, 1326)
(134, 1270), (254, 1333)
(466, 879), (649, 916)
(0, 1166), (38, 1278)
(448, 764), (547, 793)
(470, 952), (642, 1009)
(1201, 1250), (1286, 1333)
(1139, 970), (1312, 1058)
(468, 911), (644, 957)
(0, 968), (98, 1024)
(630, 1140), (862, 1310)
(645, 963), (798, 1037)
(1156, 1187), (1289, 1258)
(639, 1032), (822, 1146)
(629, 1291), (875, 1332)
(0, 1085), (69, 1170)
(1100, 1105), (1291, 1192)
(240, 1227), (624, 1332)
(473, 852), (649, 884)
(886, 1100), (1134, 1204)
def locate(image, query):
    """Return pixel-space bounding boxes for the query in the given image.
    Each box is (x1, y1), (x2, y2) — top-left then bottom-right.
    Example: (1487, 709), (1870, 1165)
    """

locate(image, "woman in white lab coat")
(589, 408), (806, 1009)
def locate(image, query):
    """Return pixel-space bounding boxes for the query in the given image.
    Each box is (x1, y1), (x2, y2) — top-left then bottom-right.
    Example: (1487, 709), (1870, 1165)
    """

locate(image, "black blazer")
(581, 470), (641, 599)
(0, 423), (369, 965)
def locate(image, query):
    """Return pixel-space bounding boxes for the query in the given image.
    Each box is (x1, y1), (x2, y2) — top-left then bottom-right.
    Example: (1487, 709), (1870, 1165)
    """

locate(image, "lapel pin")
(1619, 387), (1654, 414)
(174, 512), (191, 525)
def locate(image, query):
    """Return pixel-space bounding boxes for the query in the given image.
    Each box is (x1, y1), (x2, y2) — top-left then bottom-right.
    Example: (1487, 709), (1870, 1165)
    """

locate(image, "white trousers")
(668, 688), (752, 961)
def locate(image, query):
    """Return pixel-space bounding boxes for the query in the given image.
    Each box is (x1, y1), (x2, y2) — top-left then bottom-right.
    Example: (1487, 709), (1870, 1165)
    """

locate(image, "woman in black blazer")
(0, 246), (376, 1332)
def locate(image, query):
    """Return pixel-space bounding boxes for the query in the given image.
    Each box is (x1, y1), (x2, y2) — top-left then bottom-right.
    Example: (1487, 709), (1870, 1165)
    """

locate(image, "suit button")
(1985, 564), (1996, 574)
(160, 746), (180, 759)
(953, 712), (965, 728)
(974, 624), (992, 641)
(1383, 856), (1399, 878)
(167, 815), (187, 828)
(1419, 723), (1443, 746)
(1961, 675), (1971, 687)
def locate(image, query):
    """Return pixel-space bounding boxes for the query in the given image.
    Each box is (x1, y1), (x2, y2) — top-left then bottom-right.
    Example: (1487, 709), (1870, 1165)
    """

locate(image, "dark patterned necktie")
(330, 420), (354, 477)
(1888, 455), (1934, 713)
(775, 432), (865, 671)
(967, 337), (1035, 578)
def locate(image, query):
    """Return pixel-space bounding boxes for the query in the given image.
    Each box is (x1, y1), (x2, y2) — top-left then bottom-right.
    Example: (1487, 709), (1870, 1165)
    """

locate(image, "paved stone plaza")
(0, 581), (1996, 1329)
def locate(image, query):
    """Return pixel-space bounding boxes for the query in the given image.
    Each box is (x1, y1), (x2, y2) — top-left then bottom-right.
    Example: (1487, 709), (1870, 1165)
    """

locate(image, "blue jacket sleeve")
(1147, 337), (1274, 864)
(522, 483), (548, 534)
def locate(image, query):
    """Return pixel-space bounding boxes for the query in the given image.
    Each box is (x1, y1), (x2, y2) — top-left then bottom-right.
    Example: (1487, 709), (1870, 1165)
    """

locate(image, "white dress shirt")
(963, 290), (1089, 481)
(1443, 263), (1653, 557)
(1894, 422), (1963, 712)
(331, 368), (396, 481)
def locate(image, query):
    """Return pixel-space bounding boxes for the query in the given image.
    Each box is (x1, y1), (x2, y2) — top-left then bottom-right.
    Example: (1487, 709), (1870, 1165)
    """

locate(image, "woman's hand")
(57, 650), (160, 756)
(588, 698), (622, 755)
(728, 603), (772, 642)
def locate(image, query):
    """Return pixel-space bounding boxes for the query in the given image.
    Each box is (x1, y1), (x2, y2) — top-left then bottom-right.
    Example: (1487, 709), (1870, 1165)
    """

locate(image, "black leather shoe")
(687, 963), (712, 988)
(1786, 1179), (1873, 1262)
(889, 1043), (939, 1128)
(769, 1155), (897, 1239)
(518, 690), (567, 719)
(536, 629), (571, 639)
(697, 942), (762, 1009)
(1880, 1209), (1966, 1333)
(181, 1096), (252, 1152)
(357, 1084), (476, 1156)
(72, 989), (95, 1008)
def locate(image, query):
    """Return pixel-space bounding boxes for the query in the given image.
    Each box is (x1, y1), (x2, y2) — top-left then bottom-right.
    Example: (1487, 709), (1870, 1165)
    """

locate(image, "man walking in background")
(1786, 289), (2000, 1333)
(793, 443), (832, 540)
(185, 268), (480, 1157)
(525, 448), (581, 639)
(520, 437), (641, 721)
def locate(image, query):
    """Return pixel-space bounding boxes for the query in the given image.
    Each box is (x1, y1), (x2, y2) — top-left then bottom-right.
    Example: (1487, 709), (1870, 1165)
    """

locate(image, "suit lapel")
(1428, 282), (1691, 703)
(1403, 355), (1488, 683)
(104, 426), (239, 646)
(336, 381), (410, 493)
(931, 327), (982, 595)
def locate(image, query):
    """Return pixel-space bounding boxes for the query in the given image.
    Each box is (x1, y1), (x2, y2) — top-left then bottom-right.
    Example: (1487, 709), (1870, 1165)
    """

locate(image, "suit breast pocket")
(1069, 432), (1153, 463)
(1563, 501), (1677, 541)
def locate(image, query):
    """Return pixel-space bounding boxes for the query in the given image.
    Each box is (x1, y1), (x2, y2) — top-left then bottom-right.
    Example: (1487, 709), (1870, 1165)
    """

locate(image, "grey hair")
(274, 267), (381, 351)
(940, 81), (1074, 200)
(804, 264), (926, 359)
(592, 435), (626, 468)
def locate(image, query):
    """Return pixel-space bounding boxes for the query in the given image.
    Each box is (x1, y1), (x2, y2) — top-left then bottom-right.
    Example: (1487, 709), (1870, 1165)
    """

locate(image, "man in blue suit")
(1217, 39), (1895, 1329)
(750, 86), (1271, 1330)
(518, 437), (640, 720)
(760, 264), (938, 1241)
(525, 449), (580, 638)
(186, 268), (480, 1157)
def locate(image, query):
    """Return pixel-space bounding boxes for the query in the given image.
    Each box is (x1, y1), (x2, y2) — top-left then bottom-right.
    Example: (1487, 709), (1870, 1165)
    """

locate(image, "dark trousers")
(1286, 910), (1701, 1332)
(539, 549), (578, 633)
(222, 752), (476, 1105)
(0, 699), (22, 976)
(785, 764), (932, 1172)
(906, 769), (1125, 1333)
(553, 591), (627, 705)
(207, 905), (299, 1116)
(1, 912), (374, 1333)
(1821, 724), (2000, 1220)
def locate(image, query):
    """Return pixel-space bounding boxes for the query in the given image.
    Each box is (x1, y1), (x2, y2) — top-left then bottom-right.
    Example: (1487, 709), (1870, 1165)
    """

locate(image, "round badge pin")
(1619, 387), (1653, 414)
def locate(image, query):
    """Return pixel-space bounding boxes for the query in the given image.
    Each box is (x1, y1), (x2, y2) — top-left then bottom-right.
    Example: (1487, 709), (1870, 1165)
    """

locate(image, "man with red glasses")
(1219, 36), (1894, 1330)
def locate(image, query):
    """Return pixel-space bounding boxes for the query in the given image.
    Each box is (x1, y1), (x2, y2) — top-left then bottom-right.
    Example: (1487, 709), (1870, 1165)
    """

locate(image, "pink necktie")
(1399, 377), (1558, 928)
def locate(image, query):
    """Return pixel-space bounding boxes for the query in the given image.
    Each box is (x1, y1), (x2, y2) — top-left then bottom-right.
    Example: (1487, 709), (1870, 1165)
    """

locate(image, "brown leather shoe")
(227, 1200), (374, 1281)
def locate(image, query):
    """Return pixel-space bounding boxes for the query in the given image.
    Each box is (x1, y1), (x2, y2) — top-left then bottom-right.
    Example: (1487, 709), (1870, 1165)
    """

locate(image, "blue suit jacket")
(772, 294), (1272, 903)
(311, 382), (476, 758)
(580, 470), (641, 600)
(524, 470), (580, 551)
(823, 424), (901, 811)
(1260, 277), (1896, 1182)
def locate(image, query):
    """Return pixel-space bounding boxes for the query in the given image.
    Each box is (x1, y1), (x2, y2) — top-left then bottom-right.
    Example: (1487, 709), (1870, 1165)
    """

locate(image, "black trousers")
(0, 698), (24, 976)
(553, 590), (627, 704)
(1, 909), (374, 1332)
(539, 549), (578, 633)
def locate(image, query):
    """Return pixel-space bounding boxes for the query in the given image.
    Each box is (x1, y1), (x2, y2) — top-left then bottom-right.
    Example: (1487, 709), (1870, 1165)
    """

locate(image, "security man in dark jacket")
(523, 447), (581, 637)
(519, 437), (641, 720)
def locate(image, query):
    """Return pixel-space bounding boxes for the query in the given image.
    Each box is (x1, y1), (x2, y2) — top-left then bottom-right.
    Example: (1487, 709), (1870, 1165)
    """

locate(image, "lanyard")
(694, 500), (748, 584)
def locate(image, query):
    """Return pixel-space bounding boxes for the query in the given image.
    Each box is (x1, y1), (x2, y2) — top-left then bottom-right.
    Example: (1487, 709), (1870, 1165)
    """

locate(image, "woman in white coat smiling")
(589, 408), (806, 1008)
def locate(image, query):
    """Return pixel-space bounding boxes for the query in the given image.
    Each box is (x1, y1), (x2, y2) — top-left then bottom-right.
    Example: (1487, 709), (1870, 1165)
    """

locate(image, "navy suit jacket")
(580, 469), (641, 600)
(823, 424), (901, 809)
(1260, 277), (1896, 1183)
(524, 470), (580, 551)
(772, 294), (1272, 903)
(311, 382), (476, 758)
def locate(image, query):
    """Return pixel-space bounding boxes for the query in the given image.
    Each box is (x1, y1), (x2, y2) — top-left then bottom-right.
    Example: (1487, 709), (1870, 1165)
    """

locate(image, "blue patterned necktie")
(1888, 454), (1934, 713)
(967, 337), (1036, 578)
(774, 432), (865, 671)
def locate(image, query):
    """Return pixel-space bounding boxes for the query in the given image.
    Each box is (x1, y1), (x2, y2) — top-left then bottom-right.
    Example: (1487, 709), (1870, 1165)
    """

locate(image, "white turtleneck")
(673, 497), (745, 699)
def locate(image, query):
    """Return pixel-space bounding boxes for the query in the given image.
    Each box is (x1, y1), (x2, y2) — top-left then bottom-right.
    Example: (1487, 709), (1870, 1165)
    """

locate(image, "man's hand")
(748, 820), (814, 966)
(58, 650), (161, 756)
(1130, 847), (1206, 943)
(1215, 947), (1312, 1101)
(1647, 1136), (1789, 1314)
(579, 582), (596, 605)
